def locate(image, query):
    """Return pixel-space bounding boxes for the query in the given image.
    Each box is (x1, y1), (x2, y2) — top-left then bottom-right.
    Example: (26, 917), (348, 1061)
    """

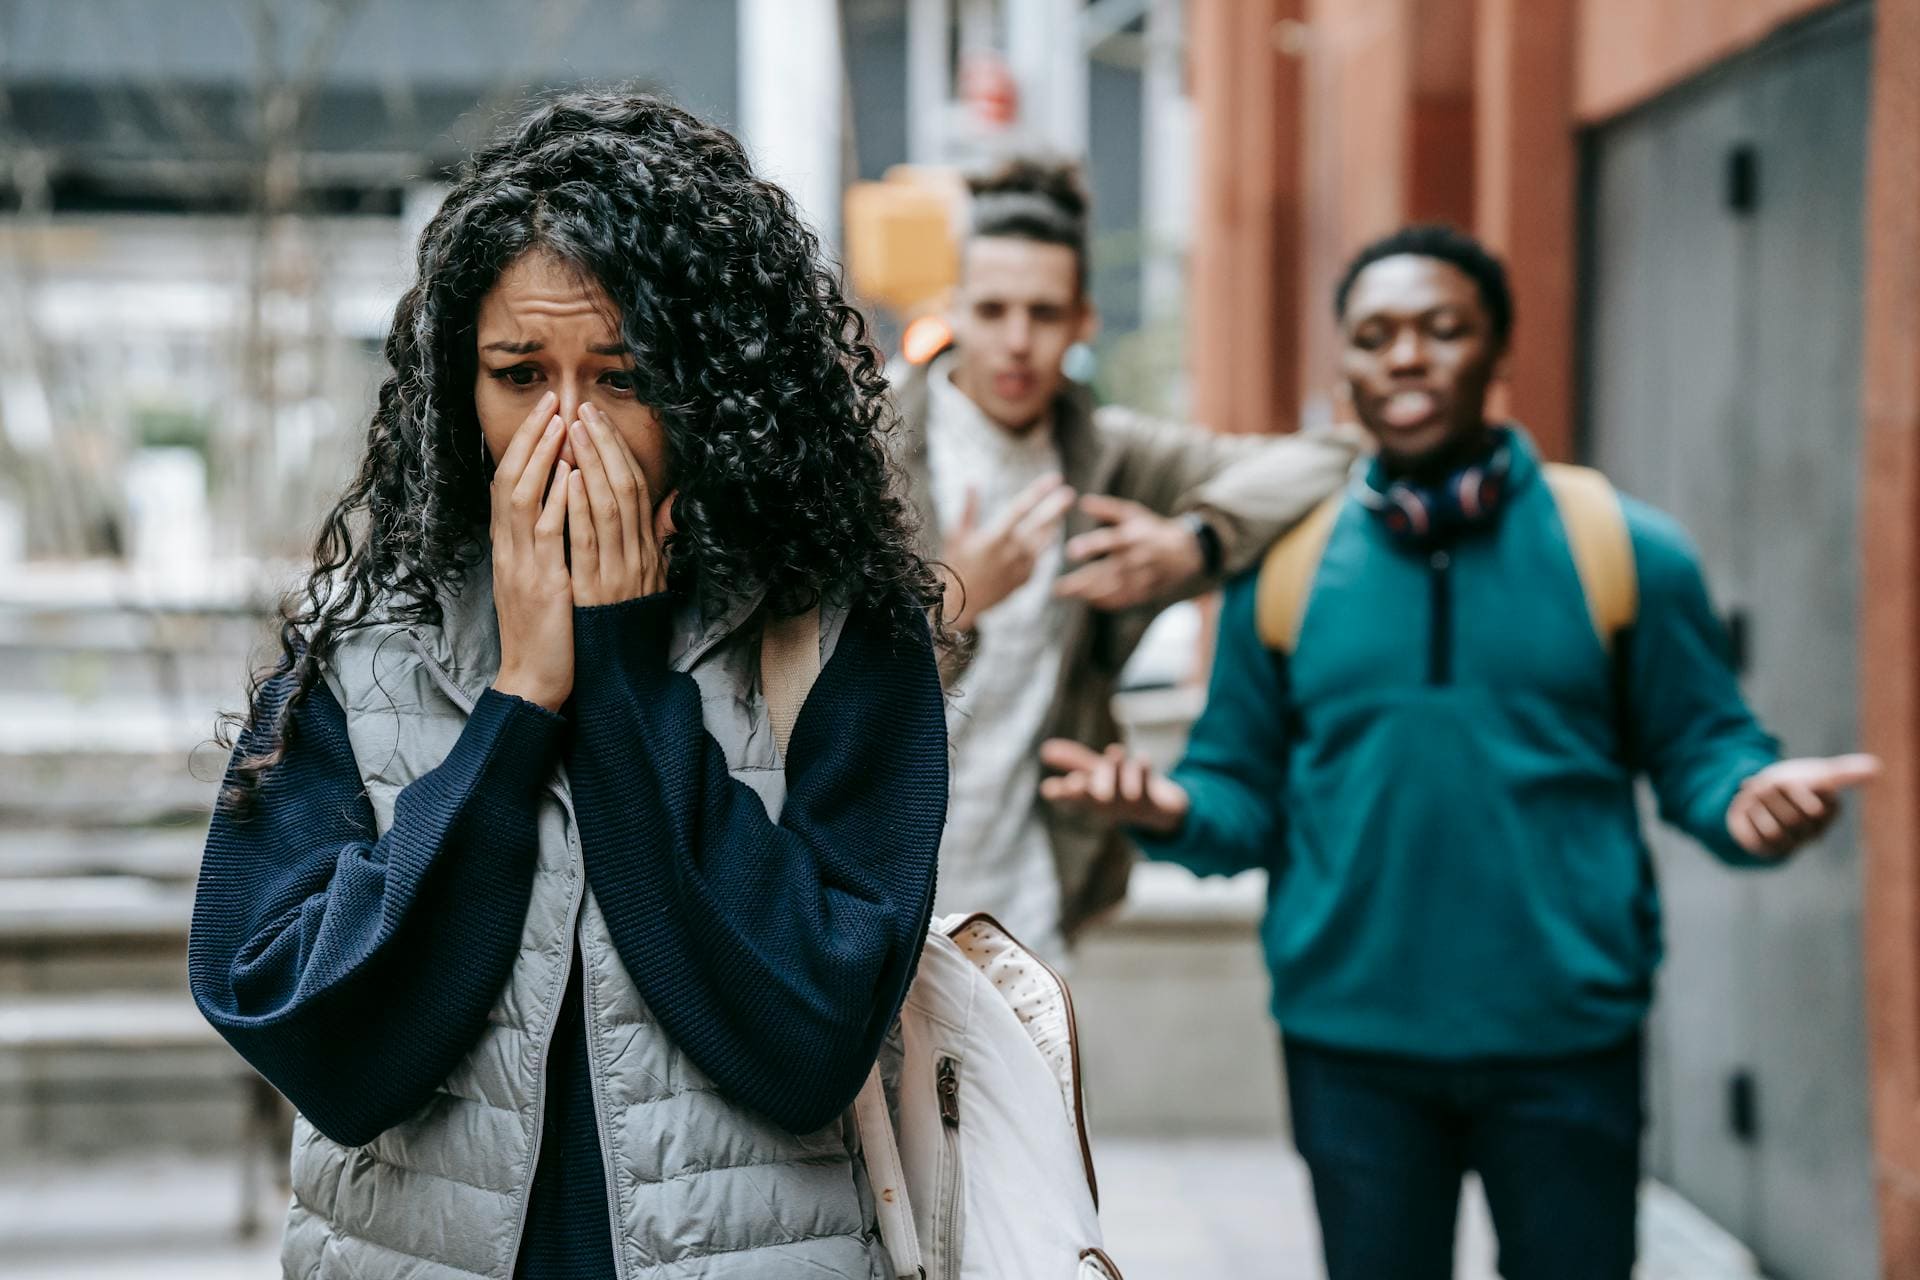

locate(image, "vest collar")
(404, 550), (766, 707)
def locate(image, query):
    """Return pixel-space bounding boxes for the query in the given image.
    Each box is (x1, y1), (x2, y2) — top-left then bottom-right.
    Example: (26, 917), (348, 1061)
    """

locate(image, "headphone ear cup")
(1456, 468), (1484, 522)
(1389, 487), (1430, 541)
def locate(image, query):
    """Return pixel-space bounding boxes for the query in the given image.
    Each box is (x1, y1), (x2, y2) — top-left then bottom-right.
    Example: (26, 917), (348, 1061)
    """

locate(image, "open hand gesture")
(940, 473), (1077, 631)
(1726, 753), (1882, 857)
(1038, 738), (1190, 835)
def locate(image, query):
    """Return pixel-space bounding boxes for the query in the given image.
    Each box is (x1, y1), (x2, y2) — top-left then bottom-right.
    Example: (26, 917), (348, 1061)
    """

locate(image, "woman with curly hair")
(188, 90), (948, 1279)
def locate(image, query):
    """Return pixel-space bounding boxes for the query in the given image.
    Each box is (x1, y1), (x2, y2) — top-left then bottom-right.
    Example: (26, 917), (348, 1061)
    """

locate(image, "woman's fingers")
(581, 405), (647, 563)
(566, 468), (597, 591)
(537, 460), (571, 553)
(495, 391), (559, 485)
(509, 414), (568, 532)
(653, 490), (678, 545)
(569, 417), (625, 582)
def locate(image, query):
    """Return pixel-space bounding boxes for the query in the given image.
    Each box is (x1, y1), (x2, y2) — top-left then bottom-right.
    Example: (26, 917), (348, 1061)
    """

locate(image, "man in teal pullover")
(1041, 225), (1879, 1280)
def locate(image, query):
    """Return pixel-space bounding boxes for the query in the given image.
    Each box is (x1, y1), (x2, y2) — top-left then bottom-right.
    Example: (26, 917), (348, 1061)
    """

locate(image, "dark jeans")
(1283, 1033), (1643, 1280)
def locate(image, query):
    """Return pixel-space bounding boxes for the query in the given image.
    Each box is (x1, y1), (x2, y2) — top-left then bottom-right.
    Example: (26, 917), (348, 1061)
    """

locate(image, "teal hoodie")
(1136, 430), (1779, 1061)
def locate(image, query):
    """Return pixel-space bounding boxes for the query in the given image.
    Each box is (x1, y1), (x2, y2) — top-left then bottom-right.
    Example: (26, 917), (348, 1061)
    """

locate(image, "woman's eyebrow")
(479, 339), (627, 355)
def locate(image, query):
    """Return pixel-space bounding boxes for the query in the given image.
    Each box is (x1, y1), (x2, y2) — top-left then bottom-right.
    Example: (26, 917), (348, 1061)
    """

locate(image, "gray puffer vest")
(282, 564), (889, 1279)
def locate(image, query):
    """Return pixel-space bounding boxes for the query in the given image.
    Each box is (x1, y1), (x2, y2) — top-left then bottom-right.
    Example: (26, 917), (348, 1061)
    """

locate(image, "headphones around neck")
(1355, 439), (1514, 544)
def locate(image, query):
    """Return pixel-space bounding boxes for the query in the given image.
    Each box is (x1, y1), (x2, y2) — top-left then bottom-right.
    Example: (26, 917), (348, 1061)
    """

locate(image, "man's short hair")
(965, 156), (1090, 293)
(1333, 225), (1514, 347)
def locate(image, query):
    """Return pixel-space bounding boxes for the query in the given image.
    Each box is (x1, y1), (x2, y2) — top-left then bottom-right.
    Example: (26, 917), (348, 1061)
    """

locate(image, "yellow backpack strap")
(1542, 463), (1638, 652)
(1255, 494), (1344, 654)
(759, 606), (822, 763)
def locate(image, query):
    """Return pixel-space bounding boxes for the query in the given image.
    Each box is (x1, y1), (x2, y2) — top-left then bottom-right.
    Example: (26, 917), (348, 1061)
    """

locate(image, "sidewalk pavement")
(0, 1139), (1764, 1279)
(1095, 1137), (1767, 1279)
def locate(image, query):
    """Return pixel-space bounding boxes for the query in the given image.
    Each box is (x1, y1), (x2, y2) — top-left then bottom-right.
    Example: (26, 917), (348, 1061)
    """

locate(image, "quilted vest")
(281, 560), (888, 1280)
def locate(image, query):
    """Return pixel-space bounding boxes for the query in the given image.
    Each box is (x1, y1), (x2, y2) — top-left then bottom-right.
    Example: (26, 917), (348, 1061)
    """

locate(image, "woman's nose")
(556, 383), (585, 465)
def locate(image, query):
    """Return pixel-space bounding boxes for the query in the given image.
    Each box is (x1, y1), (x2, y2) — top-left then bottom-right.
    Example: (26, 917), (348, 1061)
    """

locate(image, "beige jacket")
(891, 356), (1357, 939)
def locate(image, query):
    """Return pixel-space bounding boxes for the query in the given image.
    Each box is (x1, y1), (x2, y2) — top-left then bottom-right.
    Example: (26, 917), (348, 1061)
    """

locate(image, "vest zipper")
(406, 634), (588, 1275)
(558, 781), (632, 1280)
(1427, 548), (1453, 686)
(511, 869), (590, 1276)
(935, 1055), (963, 1280)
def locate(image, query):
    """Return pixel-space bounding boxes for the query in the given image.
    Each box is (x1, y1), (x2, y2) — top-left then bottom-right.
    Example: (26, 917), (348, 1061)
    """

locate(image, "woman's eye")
(490, 365), (541, 387)
(600, 370), (639, 394)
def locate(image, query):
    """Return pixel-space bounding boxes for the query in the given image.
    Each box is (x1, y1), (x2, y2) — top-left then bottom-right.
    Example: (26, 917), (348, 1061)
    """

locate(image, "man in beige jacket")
(895, 157), (1355, 957)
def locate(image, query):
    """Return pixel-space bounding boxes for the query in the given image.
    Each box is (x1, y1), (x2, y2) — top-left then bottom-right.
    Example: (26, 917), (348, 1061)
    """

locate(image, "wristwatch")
(1181, 512), (1224, 578)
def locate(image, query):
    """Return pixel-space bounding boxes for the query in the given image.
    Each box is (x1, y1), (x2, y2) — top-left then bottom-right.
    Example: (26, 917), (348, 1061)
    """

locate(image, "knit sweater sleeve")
(566, 596), (947, 1134)
(1623, 499), (1782, 866)
(1131, 569), (1290, 875)
(188, 675), (564, 1146)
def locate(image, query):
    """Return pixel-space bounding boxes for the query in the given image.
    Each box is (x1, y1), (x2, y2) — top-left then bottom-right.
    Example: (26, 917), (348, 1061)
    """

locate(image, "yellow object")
(1254, 494), (1344, 653)
(901, 315), (953, 364)
(843, 178), (958, 312)
(1541, 463), (1638, 654)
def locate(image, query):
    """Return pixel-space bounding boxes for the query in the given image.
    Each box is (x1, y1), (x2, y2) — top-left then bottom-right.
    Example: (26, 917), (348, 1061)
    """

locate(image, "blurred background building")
(1, 2), (1916, 1278)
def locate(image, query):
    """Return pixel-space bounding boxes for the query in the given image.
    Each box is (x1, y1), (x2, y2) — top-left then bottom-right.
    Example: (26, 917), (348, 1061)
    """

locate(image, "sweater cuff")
(1692, 750), (1783, 867)
(465, 687), (567, 797)
(1126, 803), (1200, 864)
(572, 593), (676, 690)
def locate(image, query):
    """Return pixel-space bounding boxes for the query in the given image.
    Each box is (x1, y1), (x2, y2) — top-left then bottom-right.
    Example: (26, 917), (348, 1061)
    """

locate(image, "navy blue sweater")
(189, 595), (946, 1278)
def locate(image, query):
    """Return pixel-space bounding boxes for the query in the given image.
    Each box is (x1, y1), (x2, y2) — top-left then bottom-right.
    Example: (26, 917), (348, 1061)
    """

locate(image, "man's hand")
(1053, 494), (1208, 611)
(1726, 753), (1882, 858)
(941, 474), (1077, 631)
(1038, 738), (1191, 836)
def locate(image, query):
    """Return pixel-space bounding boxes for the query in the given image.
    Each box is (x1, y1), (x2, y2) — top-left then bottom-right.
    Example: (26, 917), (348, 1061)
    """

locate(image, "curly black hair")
(223, 89), (942, 807)
(1333, 224), (1514, 348)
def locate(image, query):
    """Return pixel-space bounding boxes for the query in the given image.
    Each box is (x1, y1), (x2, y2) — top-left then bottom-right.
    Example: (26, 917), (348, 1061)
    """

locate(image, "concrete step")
(0, 747), (222, 825)
(1073, 862), (1281, 1135)
(0, 824), (206, 883)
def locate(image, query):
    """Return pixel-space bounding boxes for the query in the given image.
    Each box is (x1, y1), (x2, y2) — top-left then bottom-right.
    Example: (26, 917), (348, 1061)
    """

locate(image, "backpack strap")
(1254, 469), (1638, 658)
(1542, 463), (1638, 653)
(759, 606), (823, 761)
(855, 1071), (924, 1278)
(759, 606), (925, 1277)
(1254, 493), (1344, 654)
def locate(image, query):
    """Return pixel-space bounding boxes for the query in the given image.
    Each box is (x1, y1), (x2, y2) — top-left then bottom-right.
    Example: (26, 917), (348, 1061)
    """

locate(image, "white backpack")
(762, 611), (1124, 1280)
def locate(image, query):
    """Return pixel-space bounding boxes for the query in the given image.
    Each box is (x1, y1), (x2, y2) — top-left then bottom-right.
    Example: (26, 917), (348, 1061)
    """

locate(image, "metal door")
(1581, 7), (1874, 1276)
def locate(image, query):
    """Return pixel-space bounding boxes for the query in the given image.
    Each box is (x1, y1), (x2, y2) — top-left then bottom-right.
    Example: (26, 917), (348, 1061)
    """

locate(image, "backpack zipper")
(940, 911), (1101, 1207)
(935, 1055), (963, 1280)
